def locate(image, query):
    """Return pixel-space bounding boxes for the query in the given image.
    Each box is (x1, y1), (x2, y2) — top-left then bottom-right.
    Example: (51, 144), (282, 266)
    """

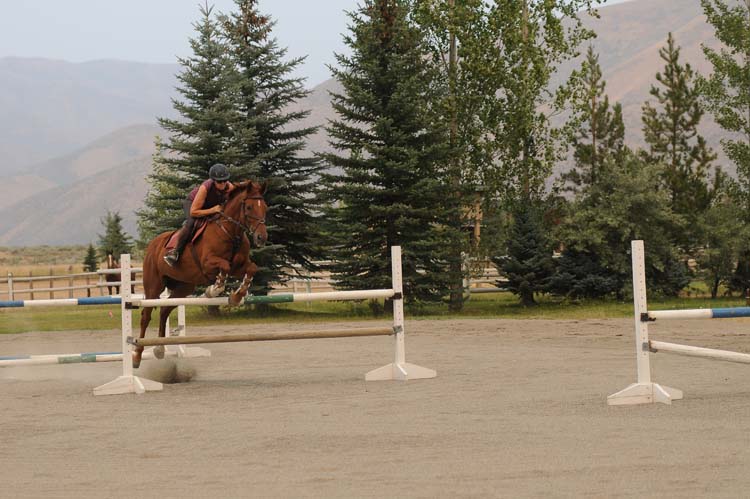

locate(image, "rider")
(163, 163), (236, 267)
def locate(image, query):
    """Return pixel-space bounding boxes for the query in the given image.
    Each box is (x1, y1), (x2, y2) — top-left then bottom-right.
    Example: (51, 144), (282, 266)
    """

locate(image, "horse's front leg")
(135, 306), (155, 368)
(203, 257), (231, 297)
(154, 305), (178, 359)
(229, 260), (258, 306)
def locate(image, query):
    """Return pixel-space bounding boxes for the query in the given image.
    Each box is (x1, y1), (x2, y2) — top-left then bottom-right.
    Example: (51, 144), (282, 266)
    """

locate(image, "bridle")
(214, 193), (267, 250)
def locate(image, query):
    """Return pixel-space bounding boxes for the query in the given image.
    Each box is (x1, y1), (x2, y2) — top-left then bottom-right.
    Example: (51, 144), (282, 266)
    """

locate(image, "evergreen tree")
(98, 211), (133, 259)
(553, 151), (688, 298)
(322, 0), (455, 303)
(219, 0), (323, 294)
(563, 46), (625, 192)
(83, 244), (98, 272)
(138, 4), (238, 242)
(492, 202), (555, 306)
(641, 32), (718, 246)
(699, 0), (750, 219)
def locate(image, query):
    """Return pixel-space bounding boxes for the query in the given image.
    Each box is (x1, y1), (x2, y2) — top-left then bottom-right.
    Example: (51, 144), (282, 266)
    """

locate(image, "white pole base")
(93, 375), (163, 396)
(607, 382), (683, 406)
(365, 362), (437, 381)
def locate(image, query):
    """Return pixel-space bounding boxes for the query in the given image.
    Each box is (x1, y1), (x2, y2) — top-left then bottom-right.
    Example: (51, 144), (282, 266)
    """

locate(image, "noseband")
(215, 194), (266, 247)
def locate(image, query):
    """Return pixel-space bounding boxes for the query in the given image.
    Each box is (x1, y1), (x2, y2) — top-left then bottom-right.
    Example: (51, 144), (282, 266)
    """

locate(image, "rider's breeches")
(176, 199), (196, 253)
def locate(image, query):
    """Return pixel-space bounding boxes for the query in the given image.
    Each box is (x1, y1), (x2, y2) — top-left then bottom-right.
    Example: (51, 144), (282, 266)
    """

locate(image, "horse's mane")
(224, 181), (264, 211)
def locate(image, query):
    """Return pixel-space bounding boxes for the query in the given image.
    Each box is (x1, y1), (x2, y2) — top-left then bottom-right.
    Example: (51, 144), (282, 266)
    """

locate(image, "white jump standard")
(608, 240), (750, 406)
(94, 246), (436, 396)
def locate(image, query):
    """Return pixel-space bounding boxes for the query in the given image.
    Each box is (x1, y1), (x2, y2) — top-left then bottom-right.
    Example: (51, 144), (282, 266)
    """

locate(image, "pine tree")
(321, 0), (455, 303)
(641, 32), (718, 242)
(83, 244), (98, 272)
(137, 4), (238, 242)
(492, 202), (555, 306)
(218, 0), (323, 294)
(563, 46), (625, 191)
(98, 211), (133, 259)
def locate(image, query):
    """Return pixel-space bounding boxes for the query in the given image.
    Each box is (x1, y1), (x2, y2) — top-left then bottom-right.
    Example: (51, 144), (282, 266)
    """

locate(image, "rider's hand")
(213, 205), (222, 214)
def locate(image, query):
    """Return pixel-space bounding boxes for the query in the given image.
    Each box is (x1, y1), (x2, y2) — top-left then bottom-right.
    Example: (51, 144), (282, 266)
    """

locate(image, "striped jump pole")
(94, 246), (436, 396)
(0, 348), (181, 368)
(608, 240), (750, 406)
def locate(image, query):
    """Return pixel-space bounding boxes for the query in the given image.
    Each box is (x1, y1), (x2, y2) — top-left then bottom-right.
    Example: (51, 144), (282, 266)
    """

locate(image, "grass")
(1, 289), (748, 335)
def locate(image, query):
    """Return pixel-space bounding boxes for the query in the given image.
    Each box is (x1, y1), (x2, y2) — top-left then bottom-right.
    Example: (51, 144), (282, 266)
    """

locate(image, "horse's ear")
(259, 180), (268, 195)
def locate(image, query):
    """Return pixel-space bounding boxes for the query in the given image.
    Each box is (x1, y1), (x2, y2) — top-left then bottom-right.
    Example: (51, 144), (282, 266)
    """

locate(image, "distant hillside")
(0, 124), (159, 211)
(577, 0), (725, 166)
(0, 57), (178, 174)
(0, 156), (151, 246)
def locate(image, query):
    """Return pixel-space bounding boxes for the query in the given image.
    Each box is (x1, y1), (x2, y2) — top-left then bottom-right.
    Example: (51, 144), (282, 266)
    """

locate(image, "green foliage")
(486, 0), (602, 200)
(697, 193), (747, 298)
(699, 0), (750, 218)
(82, 244), (98, 272)
(138, 3), (238, 243)
(97, 211), (133, 259)
(493, 200), (556, 306)
(548, 247), (622, 299)
(563, 46), (625, 192)
(641, 32), (718, 251)
(322, 0), (458, 303)
(219, 0), (323, 293)
(554, 151), (687, 298)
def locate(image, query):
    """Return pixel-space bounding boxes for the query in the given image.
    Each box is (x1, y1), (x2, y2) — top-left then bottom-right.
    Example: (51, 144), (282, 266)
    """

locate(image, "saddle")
(165, 218), (209, 251)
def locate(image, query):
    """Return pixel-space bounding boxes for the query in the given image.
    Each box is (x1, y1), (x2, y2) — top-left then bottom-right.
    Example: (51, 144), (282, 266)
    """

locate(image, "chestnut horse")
(134, 180), (268, 367)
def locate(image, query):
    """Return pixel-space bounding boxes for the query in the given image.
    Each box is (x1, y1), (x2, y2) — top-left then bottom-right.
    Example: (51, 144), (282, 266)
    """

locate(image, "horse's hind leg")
(153, 282), (195, 360)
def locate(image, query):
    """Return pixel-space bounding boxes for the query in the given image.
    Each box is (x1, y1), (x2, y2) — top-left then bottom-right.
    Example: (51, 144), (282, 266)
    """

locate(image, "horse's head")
(228, 180), (268, 248)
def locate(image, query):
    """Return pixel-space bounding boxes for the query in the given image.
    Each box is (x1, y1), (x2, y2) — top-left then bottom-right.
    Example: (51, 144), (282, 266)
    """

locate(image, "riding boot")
(164, 226), (192, 267)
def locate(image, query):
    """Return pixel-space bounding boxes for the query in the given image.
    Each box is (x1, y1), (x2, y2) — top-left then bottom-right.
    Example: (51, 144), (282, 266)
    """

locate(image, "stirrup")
(163, 251), (179, 267)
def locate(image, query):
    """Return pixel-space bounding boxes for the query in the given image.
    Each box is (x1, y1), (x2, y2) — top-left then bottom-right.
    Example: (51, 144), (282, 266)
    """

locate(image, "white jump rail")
(608, 240), (750, 406)
(94, 246), (437, 396)
(0, 285), (210, 369)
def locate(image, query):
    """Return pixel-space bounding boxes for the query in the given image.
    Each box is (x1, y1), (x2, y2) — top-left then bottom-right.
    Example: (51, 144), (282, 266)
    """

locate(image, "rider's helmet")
(209, 163), (230, 182)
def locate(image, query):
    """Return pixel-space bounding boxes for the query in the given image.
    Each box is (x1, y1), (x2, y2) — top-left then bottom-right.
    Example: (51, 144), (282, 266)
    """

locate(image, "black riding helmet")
(209, 163), (230, 181)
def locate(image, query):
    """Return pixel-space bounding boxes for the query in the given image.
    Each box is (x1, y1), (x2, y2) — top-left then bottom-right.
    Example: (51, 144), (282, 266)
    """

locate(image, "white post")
(365, 246), (436, 381)
(174, 304), (211, 359)
(93, 254), (163, 396)
(607, 241), (682, 405)
(7, 272), (13, 300)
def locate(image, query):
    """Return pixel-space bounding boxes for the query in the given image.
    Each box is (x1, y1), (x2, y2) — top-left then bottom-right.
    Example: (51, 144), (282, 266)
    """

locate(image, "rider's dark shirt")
(188, 179), (228, 212)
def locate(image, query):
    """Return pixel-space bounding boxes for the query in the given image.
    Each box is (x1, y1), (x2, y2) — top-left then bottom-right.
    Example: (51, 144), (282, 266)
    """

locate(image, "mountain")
(0, 57), (178, 174)
(0, 124), (160, 212)
(0, 0), (733, 245)
(575, 0), (724, 160)
(0, 156), (152, 246)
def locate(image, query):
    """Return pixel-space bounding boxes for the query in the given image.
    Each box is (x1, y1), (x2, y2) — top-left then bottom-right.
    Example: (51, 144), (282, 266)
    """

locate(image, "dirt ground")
(2, 317), (750, 498)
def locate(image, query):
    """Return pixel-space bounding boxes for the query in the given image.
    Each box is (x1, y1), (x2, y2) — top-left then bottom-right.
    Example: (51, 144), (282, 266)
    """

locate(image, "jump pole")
(608, 240), (750, 406)
(95, 246), (436, 395)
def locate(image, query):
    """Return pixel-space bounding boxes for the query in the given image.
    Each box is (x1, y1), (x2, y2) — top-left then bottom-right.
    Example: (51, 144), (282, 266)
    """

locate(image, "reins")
(214, 194), (266, 252)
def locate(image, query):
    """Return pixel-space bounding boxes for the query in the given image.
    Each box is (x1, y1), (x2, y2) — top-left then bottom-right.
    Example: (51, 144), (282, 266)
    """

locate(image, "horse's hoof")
(153, 345), (165, 359)
(205, 286), (225, 298)
(132, 352), (142, 369)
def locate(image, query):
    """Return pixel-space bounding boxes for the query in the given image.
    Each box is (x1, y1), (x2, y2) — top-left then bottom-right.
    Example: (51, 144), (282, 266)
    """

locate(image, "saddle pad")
(164, 219), (209, 250)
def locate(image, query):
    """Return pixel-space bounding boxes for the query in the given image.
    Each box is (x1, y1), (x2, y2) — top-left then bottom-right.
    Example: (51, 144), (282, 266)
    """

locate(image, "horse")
(105, 253), (120, 295)
(134, 180), (268, 368)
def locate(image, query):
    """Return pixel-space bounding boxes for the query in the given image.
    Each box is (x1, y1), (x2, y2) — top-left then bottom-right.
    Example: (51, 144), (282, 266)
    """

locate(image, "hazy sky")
(0, 0), (633, 87)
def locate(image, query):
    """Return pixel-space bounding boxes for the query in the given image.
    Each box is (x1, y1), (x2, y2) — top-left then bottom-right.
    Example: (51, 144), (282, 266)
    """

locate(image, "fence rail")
(2, 260), (504, 300)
